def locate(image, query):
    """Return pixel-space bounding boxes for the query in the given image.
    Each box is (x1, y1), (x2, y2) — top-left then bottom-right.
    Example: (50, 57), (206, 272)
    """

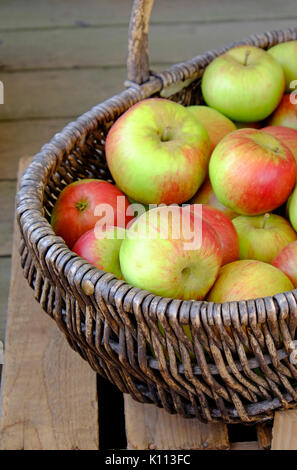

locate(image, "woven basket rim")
(17, 26), (297, 327)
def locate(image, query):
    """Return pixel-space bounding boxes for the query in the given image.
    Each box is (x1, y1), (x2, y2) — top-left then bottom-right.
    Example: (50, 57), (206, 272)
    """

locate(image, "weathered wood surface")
(0, 181), (17, 256)
(1, 19), (297, 72)
(0, 258), (11, 343)
(271, 410), (297, 450)
(0, 157), (99, 450)
(124, 395), (229, 450)
(256, 423), (272, 450)
(230, 441), (260, 450)
(0, 0), (296, 30)
(0, 119), (69, 179)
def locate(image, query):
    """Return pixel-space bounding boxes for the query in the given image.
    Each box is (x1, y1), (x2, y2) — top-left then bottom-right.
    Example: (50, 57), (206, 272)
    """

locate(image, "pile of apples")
(51, 42), (297, 305)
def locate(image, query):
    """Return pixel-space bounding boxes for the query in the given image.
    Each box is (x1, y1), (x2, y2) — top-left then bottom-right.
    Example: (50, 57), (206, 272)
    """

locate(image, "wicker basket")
(16, 0), (297, 424)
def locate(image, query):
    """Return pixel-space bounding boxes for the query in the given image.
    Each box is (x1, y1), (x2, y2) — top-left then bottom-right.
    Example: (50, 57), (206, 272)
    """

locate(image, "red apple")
(119, 205), (222, 300)
(262, 126), (297, 162)
(207, 260), (294, 303)
(209, 128), (297, 215)
(187, 105), (236, 151)
(272, 240), (297, 287)
(191, 204), (239, 265)
(72, 226), (126, 279)
(267, 94), (297, 130)
(51, 179), (133, 248)
(190, 178), (238, 220)
(105, 98), (211, 205)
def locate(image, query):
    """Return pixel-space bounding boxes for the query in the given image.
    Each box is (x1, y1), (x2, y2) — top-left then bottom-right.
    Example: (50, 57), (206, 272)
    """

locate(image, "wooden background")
(1, 0), (297, 374)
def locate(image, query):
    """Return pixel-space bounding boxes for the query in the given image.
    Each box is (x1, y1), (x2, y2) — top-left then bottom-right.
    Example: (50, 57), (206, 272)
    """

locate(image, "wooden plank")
(0, 68), (126, 120)
(256, 423), (272, 450)
(0, 119), (69, 179)
(271, 410), (297, 450)
(0, 0), (297, 30)
(0, 181), (17, 257)
(0, 257), (11, 344)
(0, 156), (99, 450)
(1, 19), (297, 72)
(230, 441), (260, 450)
(124, 395), (229, 450)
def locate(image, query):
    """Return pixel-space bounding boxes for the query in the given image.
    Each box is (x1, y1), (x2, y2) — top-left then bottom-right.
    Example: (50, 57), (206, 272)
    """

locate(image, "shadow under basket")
(16, 0), (297, 424)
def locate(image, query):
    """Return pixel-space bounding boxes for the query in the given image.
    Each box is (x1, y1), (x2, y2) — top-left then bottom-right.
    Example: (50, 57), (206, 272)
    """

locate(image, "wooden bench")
(1, 157), (297, 450)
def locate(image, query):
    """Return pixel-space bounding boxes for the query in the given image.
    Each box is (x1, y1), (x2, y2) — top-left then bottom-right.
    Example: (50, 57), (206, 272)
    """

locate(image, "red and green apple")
(209, 128), (297, 215)
(267, 94), (297, 130)
(106, 98), (211, 205)
(119, 205), (222, 300)
(272, 240), (297, 287)
(191, 178), (238, 220)
(191, 204), (239, 265)
(207, 259), (294, 303)
(232, 213), (297, 263)
(73, 226), (126, 279)
(262, 125), (297, 162)
(51, 179), (132, 248)
(187, 105), (236, 151)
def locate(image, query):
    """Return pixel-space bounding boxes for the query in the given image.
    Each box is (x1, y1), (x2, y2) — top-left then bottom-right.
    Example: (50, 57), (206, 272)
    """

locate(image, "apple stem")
(162, 126), (171, 142)
(243, 49), (251, 66)
(261, 213), (270, 229)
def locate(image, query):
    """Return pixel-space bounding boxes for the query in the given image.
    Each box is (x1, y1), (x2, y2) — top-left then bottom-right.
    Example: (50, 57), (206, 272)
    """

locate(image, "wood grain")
(0, 157), (99, 450)
(0, 181), (17, 256)
(230, 441), (260, 450)
(0, 0), (297, 30)
(0, 119), (69, 179)
(1, 19), (297, 72)
(124, 395), (229, 450)
(0, 257), (11, 343)
(256, 423), (272, 450)
(271, 411), (297, 450)
(0, 68), (126, 120)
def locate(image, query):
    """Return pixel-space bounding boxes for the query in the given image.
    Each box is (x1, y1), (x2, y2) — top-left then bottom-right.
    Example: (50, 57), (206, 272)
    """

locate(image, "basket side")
(16, 27), (297, 424)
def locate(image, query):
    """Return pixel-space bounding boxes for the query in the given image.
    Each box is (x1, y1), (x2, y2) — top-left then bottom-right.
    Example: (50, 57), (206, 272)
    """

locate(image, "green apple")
(187, 105), (236, 151)
(268, 41), (297, 92)
(207, 260), (294, 303)
(201, 45), (285, 122)
(105, 98), (211, 205)
(72, 226), (126, 279)
(232, 213), (297, 263)
(287, 184), (297, 231)
(119, 205), (223, 300)
(209, 128), (297, 215)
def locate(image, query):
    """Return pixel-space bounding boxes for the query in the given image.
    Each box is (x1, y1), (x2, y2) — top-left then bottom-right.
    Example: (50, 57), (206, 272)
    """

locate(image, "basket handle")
(126, 0), (155, 85)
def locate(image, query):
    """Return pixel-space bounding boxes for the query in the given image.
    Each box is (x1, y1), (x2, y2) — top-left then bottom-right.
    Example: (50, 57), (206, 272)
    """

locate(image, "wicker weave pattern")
(17, 26), (297, 423)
